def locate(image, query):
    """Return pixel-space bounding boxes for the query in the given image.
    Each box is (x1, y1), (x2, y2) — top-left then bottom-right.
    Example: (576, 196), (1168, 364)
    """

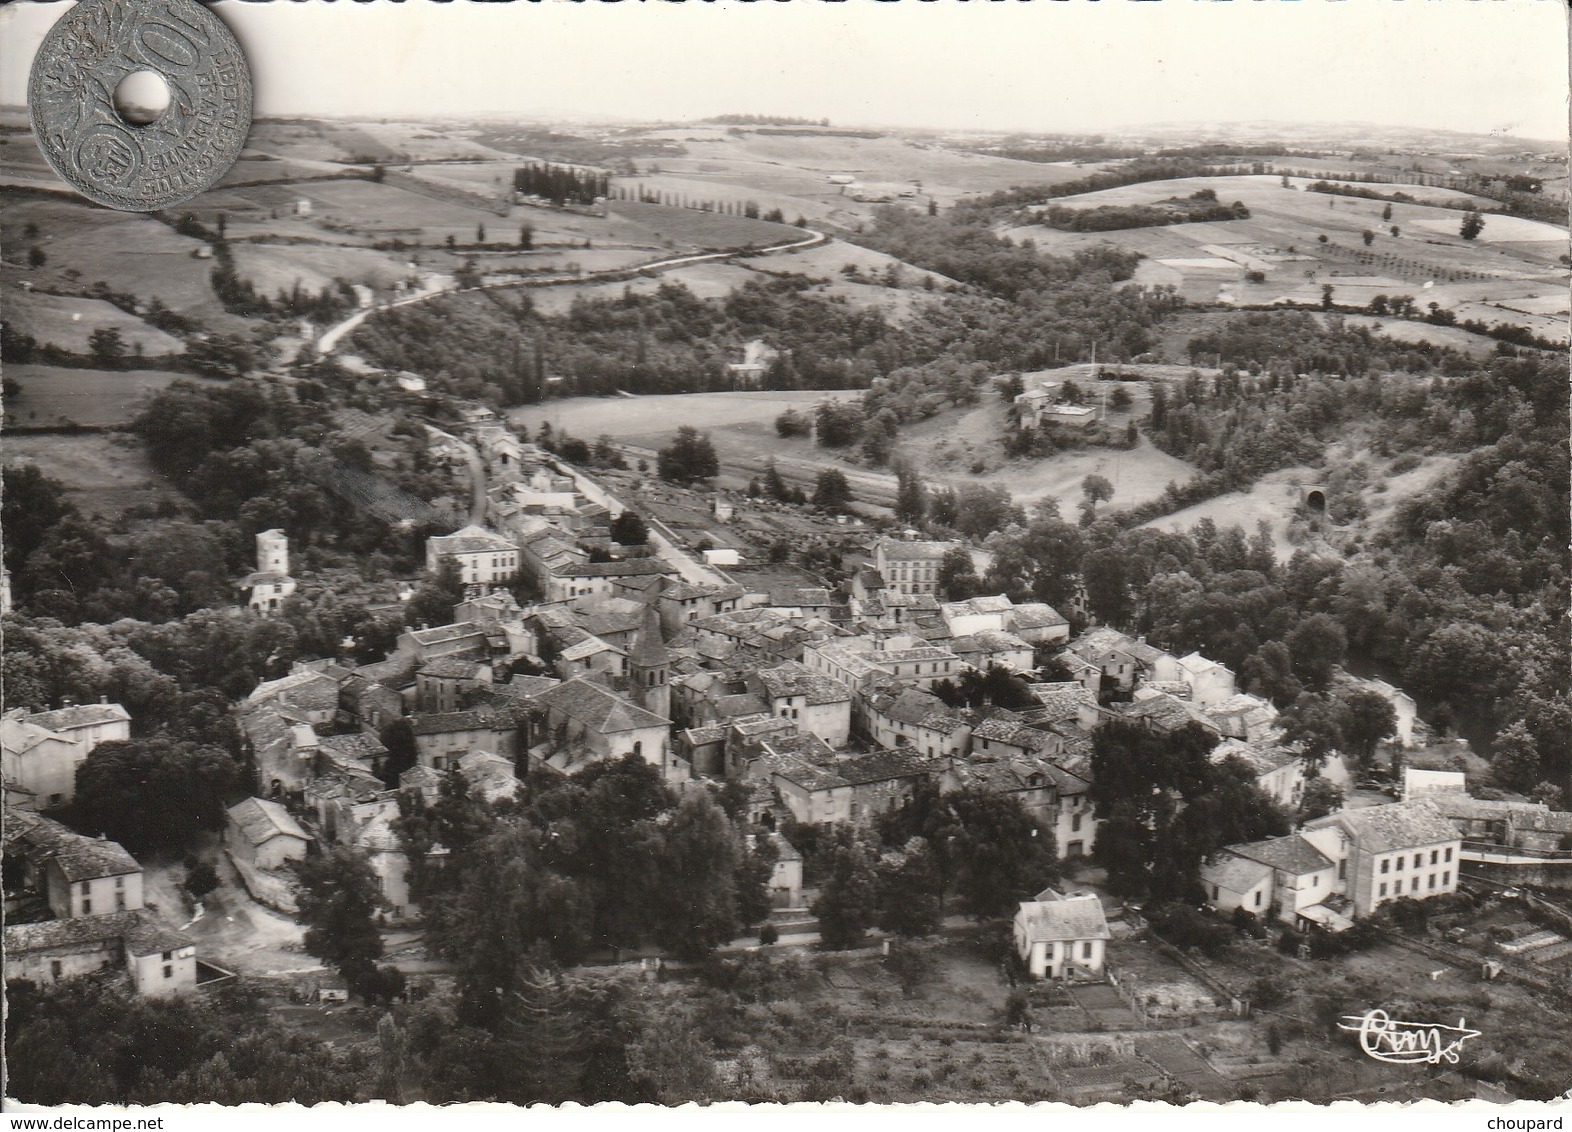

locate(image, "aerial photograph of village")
(0, 0), (1568, 1113)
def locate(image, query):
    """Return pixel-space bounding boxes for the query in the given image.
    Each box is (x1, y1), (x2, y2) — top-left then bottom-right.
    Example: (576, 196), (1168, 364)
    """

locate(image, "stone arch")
(1299, 484), (1327, 512)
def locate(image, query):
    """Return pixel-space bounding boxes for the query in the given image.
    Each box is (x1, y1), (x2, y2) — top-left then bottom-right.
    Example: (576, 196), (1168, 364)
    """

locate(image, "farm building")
(226, 797), (312, 872)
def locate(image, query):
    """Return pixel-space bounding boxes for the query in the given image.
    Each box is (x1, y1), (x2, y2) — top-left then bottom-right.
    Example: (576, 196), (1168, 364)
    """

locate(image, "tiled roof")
(3, 910), (160, 955)
(1210, 738), (1298, 777)
(681, 725), (728, 747)
(1023, 685), (1098, 724)
(9, 811), (143, 881)
(715, 693), (771, 720)
(408, 622), (488, 647)
(1201, 853), (1273, 895)
(834, 749), (933, 786)
(429, 525), (517, 556)
(1426, 795), (1540, 823)
(227, 796), (311, 847)
(761, 731), (836, 762)
(948, 758), (1048, 795)
(1312, 801), (1462, 854)
(1179, 651), (1231, 677)
(1009, 603), (1068, 629)
(755, 661), (851, 706)
(505, 674), (562, 699)
(769, 757), (846, 793)
(884, 592), (941, 611)
(457, 751), (518, 800)
(1116, 692), (1219, 734)
(729, 713), (794, 740)
(1066, 626), (1137, 659)
(1230, 834), (1331, 876)
(560, 636), (623, 663)
(248, 671), (340, 712)
(973, 717), (1055, 750)
(399, 765), (443, 793)
(121, 912), (196, 957)
(420, 656), (488, 680)
(0, 718), (65, 757)
(881, 646), (958, 664)
(554, 559), (669, 579)
(318, 732), (388, 764)
(1016, 894), (1111, 943)
(869, 686), (949, 728)
(537, 677), (670, 732)
(25, 703), (131, 731)
(875, 538), (957, 562)
(409, 709), (506, 736)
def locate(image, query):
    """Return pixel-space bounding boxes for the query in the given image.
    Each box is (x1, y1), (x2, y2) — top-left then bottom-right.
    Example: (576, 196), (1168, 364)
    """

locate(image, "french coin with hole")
(28, 0), (252, 211)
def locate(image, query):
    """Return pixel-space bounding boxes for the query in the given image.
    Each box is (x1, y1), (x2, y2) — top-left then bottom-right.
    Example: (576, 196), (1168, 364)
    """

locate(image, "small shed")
(226, 796), (312, 872)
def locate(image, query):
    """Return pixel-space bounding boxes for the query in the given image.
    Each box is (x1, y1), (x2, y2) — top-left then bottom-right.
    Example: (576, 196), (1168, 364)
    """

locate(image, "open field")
(511, 389), (860, 440)
(5, 292), (184, 356)
(1139, 467), (1316, 561)
(608, 200), (804, 250)
(228, 243), (419, 297)
(1153, 308), (1516, 365)
(509, 388), (1195, 515)
(2, 194), (222, 316)
(893, 394), (1196, 511)
(739, 237), (952, 288)
(521, 262), (762, 315)
(1004, 175), (1569, 343)
(1327, 313), (1507, 356)
(3, 364), (209, 428)
(2, 432), (174, 514)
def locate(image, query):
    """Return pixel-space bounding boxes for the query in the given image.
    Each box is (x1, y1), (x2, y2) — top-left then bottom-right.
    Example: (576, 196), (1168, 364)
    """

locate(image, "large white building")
(1202, 800), (1462, 931)
(1, 702), (132, 810)
(872, 537), (961, 597)
(426, 525), (520, 594)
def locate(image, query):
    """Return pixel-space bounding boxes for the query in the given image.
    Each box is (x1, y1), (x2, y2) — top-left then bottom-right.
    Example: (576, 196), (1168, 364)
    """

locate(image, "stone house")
(416, 657), (493, 714)
(1014, 890), (1110, 980)
(226, 796), (313, 872)
(410, 708), (521, 772)
(425, 525), (520, 595)
(2, 701), (131, 810)
(750, 661), (853, 750)
(531, 677), (673, 777)
(1302, 801), (1462, 919)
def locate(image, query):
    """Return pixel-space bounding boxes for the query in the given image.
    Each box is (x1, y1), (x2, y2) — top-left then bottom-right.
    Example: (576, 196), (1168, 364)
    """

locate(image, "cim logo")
(1338, 1009), (1481, 1066)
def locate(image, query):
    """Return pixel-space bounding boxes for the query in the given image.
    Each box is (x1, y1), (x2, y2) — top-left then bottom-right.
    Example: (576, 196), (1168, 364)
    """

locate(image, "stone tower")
(627, 603), (670, 721)
(257, 529), (289, 575)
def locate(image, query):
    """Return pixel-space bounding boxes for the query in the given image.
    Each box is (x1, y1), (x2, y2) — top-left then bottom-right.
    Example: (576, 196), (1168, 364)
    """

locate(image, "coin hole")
(113, 70), (171, 127)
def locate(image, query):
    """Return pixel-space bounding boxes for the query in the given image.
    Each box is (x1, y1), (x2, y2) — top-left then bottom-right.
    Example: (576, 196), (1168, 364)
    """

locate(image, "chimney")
(99, 695), (108, 705)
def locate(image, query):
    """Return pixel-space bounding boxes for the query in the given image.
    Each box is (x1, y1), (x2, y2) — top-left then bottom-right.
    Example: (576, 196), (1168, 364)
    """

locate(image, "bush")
(1251, 975), (1291, 1009)
(1149, 902), (1234, 958)
(775, 408), (811, 439)
(184, 861), (220, 900)
(1383, 897), (1430, 936)
(759, 922), (779, 946)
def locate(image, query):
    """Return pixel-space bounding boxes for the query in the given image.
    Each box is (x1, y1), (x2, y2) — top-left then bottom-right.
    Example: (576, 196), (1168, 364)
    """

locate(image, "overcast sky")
(3, 0), (1567, 143)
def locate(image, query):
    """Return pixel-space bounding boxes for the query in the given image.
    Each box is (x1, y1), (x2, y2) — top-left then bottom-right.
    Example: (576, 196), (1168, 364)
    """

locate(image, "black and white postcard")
(1, 0), (1568, 1120)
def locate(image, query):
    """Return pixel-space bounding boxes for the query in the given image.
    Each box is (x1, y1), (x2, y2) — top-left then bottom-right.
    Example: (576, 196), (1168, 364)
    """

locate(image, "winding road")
(315, 227), (828, 359)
